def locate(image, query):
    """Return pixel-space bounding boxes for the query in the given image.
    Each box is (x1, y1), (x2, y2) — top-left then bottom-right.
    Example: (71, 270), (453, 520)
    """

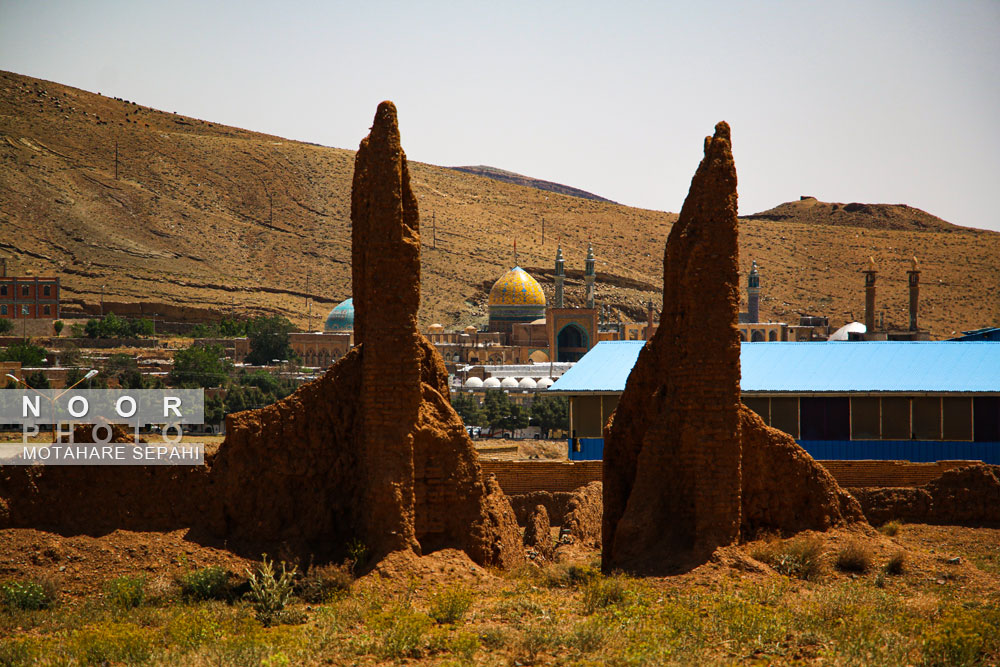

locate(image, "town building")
(549, 340), (1000, 463)
(0, 258), (60, 320)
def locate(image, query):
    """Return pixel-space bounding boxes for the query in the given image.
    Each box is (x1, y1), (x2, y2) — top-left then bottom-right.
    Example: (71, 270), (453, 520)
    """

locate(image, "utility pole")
(101, 285), (105, 317)
(306, 270), (312, 331)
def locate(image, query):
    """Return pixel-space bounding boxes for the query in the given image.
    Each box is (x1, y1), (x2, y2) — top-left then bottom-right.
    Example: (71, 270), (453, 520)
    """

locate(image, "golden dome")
(488, 267), (546, 307)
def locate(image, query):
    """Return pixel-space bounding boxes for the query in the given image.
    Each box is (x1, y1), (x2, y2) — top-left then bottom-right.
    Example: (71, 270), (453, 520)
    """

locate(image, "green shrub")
(879, 520), (902, 537)
(295, 563), (352, 603)
(581, 576), (627, 614)
(516, 622), (562, 664)
(246, 555), (297, 626)
(0, 579), (56, 610)
(885, 551), (906, 575)
(71, 621), (153, 665)
(567, 617), (607, 654)
(835, 540), (873, 574)
(346, 539), (369, 574)
(752, 536), (825, 580)
(371, 606), (432, 659)
(428, 585), (473, 624)
(178, 566), (231, 601)
(104, 575), (146, 610)
(922, 610), (1000, 667)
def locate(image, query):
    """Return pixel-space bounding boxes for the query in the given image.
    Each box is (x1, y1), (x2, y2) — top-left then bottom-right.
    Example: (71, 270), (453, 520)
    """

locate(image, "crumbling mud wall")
(564, 481), (603, 549)
(523, 505), (553, 558)
(508, 491), (575, 525)
(740, 407), (863, 538)
(603, 123), (861, 574)
(0, 101), (523, 570)
(852, 464), (1000, 526)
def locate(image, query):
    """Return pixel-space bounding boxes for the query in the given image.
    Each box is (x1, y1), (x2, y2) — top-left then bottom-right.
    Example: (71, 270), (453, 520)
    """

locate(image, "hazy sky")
(2, 1), (999, 231)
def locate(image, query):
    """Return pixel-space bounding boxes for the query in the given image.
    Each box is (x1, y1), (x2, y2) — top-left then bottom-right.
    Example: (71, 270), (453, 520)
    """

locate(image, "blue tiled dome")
(324, 298), (354, 332)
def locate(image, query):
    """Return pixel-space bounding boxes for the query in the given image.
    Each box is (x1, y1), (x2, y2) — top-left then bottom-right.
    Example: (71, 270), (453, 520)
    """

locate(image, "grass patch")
(581, 575), (627, 614)
(1, 579), (57, 611)
(752, 536), (825, 580)
(885, 550), (906, 575)
(178, 566), (233, 602)
(295, 563), (352, 603)
(104, 575), (146, 610)
(835, 540), (873, 574)
(880, 520), (903, 537)
(428, 585), (473, 624)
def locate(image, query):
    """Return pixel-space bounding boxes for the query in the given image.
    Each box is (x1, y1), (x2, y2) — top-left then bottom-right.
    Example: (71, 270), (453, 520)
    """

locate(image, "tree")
(205, 395), (225, 425)
(500, 402), (530, 433)
(0, 341), (48, 366)
(169, 344), (233, 388)
(0, 319), (12, 335)
(53, 320), (64, 335)
(24, 370), (50, 389)
(246, 315), (296, 366)
(85, 313), (154, 338)
(452, 391), (485, 427)
(483, 390), (511, 434)
(530, 395), (569, 437)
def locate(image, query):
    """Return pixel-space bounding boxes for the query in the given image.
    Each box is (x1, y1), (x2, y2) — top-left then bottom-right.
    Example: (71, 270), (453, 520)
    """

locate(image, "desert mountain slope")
(449, 165), (616, 203)
(1, 70), (998, 337)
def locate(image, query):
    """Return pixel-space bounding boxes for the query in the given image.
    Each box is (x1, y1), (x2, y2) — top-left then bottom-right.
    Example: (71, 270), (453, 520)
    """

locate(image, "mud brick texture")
(602, 122), (861, 575)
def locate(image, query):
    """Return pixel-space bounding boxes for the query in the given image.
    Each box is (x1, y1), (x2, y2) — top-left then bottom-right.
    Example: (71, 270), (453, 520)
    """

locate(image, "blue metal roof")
(547, 341), (1000, 394)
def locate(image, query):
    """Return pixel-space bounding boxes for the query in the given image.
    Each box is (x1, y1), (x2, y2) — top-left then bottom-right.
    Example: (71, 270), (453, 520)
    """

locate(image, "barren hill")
(742, 196), (957, 232)
(449, 165), (616, 203)
(1, 70), (998, 337)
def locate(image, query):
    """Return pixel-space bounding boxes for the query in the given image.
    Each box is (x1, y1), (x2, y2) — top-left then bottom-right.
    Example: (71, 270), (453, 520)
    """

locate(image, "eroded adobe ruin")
(0, 102), (524, 569)
(602, 122), (862, 575)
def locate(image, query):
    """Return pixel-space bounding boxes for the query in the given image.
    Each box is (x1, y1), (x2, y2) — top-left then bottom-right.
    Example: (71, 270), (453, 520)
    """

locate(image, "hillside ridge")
(1, 70), (998, 337)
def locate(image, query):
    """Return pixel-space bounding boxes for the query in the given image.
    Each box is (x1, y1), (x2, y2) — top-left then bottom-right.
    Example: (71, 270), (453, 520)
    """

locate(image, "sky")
(2, 1), (999, 231)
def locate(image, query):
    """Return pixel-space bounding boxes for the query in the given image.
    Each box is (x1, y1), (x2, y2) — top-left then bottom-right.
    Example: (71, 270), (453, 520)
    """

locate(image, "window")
(743, 397), (770, 424)
(942, 398), (972, 441)
(43, 305), (51, 315)
(0, 285), (6, 296)
(43, 285), (51, 296)
(850, 397), (880, 439)
(912, 397), (941, 440)
(881, 398), (910, 439)
(973, 397), (1000, 442)
(21, 285), (29, 296)
(800, 397), (850, 440)
(770, 397), (799, 438)
(0, 305), (6, 315)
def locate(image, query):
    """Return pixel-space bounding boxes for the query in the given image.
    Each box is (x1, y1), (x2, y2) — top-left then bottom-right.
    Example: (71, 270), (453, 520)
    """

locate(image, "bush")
(178, 566), (232, 601)
(879, 520), (903, 537)
(372, 606), (432, 659)
(104, 575), (146, 610)
(71, 621), (153, 665)
(835, 540), (873, 574)
(921, 609), (1000, 667)
(295, 563), (352, 603)
(581, 576), (627, 614)
(246, 555), (297, 626)
(0, 579), (56, 610)
(428, 585), (473, 624)
(885, 551), (906, 575)
(752, 536), (825, 581)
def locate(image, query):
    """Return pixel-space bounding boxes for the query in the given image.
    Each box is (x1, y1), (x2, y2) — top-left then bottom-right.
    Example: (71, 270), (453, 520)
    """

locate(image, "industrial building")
(548, 341), (1000, 463)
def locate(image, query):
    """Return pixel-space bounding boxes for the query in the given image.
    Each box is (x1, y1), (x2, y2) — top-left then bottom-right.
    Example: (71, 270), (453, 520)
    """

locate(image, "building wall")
(0, 277), (60, 319)
(479, 458), (977, 495)
(737, 321), (787, 342)
(289, 331), (352, 367)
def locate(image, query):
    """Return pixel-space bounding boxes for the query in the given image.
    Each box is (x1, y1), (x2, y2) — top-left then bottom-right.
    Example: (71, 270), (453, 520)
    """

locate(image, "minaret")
(554, 245), (565, 308)
(907, 256), (920, 332)
(747, 260), (760, 324)
(864, 257), (877, 333)
(585, 242), (596, 309)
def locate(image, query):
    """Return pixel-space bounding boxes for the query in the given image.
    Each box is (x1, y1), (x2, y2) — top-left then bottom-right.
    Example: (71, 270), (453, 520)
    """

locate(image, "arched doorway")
(768, 330), (777, 341)
(751, 330), (765, 342)
(556, 324), (589, 362)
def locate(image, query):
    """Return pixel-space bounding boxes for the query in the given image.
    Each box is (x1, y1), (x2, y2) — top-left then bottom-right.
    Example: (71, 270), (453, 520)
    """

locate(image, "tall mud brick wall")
(1, 102), (524, 570)
(603, 122), (861, 575)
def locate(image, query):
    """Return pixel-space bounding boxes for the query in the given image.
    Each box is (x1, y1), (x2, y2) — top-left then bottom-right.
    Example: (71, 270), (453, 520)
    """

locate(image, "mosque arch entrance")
(751, 330), (765, 342)
(556, 324), (589, 362)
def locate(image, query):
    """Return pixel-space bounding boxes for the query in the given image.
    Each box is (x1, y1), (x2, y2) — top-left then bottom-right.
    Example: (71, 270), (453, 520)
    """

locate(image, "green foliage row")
(453, 390), (568, 435)
(84, 313), (154, 339)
